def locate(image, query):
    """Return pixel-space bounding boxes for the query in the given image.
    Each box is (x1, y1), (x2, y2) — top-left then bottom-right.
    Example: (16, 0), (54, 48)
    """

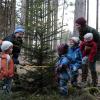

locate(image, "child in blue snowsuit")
(55, 43), (70, 95)
(67, 37), (82, 87)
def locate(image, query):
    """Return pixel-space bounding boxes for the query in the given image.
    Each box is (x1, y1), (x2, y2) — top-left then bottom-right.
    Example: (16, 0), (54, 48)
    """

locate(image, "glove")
(73, 66), (77, 71)
(82, 56), (88, 64)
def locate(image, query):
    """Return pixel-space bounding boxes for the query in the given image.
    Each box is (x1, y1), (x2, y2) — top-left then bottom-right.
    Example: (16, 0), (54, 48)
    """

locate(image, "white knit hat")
(84, 33), (93, 42)
(1, 41), (13, 52)
(70, 37), (79, 43)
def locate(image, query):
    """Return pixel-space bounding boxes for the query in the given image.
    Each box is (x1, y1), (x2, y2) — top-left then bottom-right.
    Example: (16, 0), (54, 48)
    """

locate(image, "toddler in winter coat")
(80, 33), (98, 86)
(0, 41), (14, 94)
(80, 33), (97, 63)
(55, 43), (70, 95)
(67, 37), (82, 87)
(3, 26), (25, 86)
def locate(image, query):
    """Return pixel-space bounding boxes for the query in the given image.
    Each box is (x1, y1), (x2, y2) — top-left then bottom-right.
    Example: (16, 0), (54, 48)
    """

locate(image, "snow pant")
(59, 72), (70, 95)
(82, 61), (98, 86)
(3, 77), (12, 94)
(13, 64), (20, 85)
(71, 70), (78, 87)
(12, 53), (19, 64)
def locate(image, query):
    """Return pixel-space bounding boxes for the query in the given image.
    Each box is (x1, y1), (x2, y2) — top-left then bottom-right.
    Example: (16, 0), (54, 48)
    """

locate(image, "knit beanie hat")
(75, 17), (86, 26)
(14, 28), (25, 34)
(15, 25), (24, 29)
(70, 37), (79, 43)
(1, 41), (13, 52)
(57, 43), (68, 54)
(84, 33), (93, 42)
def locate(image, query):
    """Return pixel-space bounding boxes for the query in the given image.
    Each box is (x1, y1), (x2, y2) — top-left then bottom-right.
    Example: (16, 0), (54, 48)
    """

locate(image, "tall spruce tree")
(23, 0), (59, 65)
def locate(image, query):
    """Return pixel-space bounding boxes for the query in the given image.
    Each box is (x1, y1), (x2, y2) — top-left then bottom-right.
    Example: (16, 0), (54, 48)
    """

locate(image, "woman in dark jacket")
(75, 17), (100, 44)
(75, 17), (100, 86)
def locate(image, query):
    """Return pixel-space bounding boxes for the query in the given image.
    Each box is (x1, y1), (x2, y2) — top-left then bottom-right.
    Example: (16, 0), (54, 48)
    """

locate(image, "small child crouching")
(55, 43), (70, 95)
(80, 33), (98, 86)
(67, 37), (82, 87)
(0, 41), (14, 94)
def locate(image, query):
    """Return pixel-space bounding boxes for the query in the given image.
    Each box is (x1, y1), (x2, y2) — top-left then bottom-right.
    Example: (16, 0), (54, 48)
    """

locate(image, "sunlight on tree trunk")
(73, 0), (86, 36)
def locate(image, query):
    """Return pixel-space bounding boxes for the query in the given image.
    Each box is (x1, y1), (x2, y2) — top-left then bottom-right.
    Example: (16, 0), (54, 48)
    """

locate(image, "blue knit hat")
(15, 25), (24, 29)
(14, 28), (25, 34)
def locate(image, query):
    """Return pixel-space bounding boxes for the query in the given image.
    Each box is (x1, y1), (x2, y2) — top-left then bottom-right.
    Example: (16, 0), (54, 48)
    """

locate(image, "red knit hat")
(75, 17), (86, 26)
(57, 43), (68, 54)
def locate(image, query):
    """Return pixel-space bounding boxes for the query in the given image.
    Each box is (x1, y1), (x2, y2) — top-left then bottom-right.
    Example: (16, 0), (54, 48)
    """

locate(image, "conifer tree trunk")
(10, 0), (16, 34)
(47, 0), (51, 46)
(0, 0), (16, 37)
(86, 0), (89, 24)
(21, 0), (26, 25)
(25, 0), (29, 57)
(53, 0), (58, 50)
(96, 0), (99, 31)
(73, 0), (86, 36)
(29, 0), (34, 50)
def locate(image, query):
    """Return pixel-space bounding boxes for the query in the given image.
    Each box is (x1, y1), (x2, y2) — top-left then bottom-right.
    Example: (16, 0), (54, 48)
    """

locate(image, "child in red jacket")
(80, 33), (98, 86)
(0, 41), (14, 93)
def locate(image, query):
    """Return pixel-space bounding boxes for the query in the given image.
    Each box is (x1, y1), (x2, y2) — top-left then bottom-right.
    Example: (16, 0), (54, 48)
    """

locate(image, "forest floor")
(17, 61), (100, 86)
(96, 61), (100, 72)
(10, 61), (99, 100)
(0, 60), (100, 100)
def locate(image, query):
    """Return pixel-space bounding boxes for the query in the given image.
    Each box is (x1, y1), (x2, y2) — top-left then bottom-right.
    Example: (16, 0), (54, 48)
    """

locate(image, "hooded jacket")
(78, 25), (100, 44)
(3, 34), (23, 64)
(67, 46), (82, 70)
(80, 40), (97, 62)
(0, 53), (14, 79)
